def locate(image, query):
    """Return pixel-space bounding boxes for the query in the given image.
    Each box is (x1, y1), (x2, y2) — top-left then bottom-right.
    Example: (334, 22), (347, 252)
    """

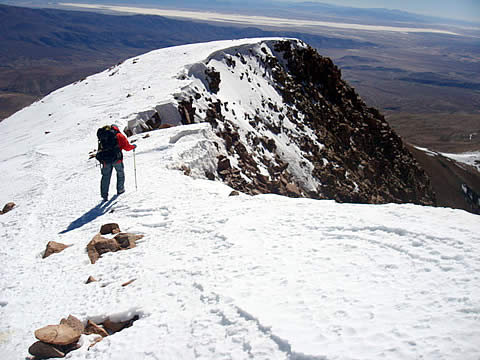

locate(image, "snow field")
(0, 38), (479, 360)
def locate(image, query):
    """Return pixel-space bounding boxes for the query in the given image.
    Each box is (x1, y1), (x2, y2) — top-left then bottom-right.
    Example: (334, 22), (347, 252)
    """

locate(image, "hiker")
(95, 124), (136, 201)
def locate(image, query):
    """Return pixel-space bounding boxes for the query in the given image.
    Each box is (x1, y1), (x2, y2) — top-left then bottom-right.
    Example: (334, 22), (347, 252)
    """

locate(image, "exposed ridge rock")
(176, 39), (435, 205)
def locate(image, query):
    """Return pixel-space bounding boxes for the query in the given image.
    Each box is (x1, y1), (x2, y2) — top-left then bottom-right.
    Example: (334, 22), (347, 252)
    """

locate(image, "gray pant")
(101, 161), (125, 199)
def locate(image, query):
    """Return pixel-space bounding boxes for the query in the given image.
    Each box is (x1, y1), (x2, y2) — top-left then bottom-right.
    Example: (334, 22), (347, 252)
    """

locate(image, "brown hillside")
(408, 145), (480, 214)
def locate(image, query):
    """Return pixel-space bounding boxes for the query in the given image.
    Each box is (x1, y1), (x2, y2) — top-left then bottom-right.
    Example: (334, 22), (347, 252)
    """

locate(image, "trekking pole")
(133, 148), (138, 191)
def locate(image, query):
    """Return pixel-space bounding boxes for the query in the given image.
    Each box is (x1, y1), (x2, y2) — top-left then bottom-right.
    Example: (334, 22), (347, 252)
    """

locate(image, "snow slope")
(415, 146), (480, 173)
(1, 39), (479, 360)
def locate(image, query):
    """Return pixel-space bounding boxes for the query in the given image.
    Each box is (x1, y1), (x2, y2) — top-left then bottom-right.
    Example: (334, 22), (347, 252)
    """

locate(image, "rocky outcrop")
(43, 241), (70, 259)
(176, 39), (435, 205)
(0, 202), (15, 215)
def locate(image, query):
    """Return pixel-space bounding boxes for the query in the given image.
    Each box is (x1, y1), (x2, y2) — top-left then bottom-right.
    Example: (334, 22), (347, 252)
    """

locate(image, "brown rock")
(102, 319), (129, 333)
(86, 276), (97, 284)
(114, 233), (144, 249)
(205, 170), (215, 180)
(121, 279), (136, 287)
(60, 315), (84, 335)
(28, 341), (65, 358)
(35, 324), (81, 346)
(43, 241), (70, 259)
(99, 223), (120, 235)
(1, 202), (15, 215)
(87, 234), (120, 264)
(84, 320), (109, 338)
(229, 191), (240, 196)
(286, 183), (302, 197)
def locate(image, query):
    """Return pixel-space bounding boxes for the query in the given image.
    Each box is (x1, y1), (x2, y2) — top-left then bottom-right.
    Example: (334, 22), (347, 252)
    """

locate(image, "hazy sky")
(284, 0), (479, 22)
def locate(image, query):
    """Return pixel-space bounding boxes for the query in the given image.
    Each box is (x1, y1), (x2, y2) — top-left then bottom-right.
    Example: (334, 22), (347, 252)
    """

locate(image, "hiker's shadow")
(59, 195), (118, 234)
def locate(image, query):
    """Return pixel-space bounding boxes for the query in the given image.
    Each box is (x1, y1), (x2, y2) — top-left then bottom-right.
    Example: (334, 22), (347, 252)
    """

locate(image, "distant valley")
(0, 2), (479, 154)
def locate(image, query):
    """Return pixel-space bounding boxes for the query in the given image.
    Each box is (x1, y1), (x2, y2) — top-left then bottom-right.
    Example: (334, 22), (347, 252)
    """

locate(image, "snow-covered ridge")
(0, 39), (479, 360)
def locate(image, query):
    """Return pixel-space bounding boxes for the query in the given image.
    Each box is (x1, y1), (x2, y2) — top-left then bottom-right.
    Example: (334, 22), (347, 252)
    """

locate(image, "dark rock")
(84, 320), (108, 338)
(28, 341), (65, 358)
(205, 67), (221, 93)
(229, 191), (240, 196)
(100, 223), (120, 235)
(114, 233), (143, 249)
(205, 170), (215, 180)
(87, 234), (120, 264)
(121, 279), (136, 287)
(1, 202), (15, 215)
(217, 156), (231, 172)
(85, 276), (97, 284)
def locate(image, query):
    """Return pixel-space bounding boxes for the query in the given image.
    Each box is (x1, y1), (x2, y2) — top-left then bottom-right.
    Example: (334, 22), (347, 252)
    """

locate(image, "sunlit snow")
(0, 39), (478, 360)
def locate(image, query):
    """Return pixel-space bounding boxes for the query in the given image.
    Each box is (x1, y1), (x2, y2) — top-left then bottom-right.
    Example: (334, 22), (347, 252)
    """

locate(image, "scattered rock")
(35, 323), (81, 346)
(229, 191), (240, 196)
(102, 315), (139, 334)
(85, 276), (97, 284)
(181, 165), (191, 176)
(121, 279), (136, 287)
(99, 223), (120, 235)
(28, 341), (65, 358)
(43, 241), (70, 259)
(0, 202), (15, 215)
(114, 233), (143, 249)
(102, 319), (129, 334)
(84, 320), (108, 338)
(60, 315), (84, 336)
(87, 232), (143, 264)
(87, 234), (119, 264)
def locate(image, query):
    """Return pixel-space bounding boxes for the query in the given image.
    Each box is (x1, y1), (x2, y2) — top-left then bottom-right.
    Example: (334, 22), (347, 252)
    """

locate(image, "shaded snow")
(415, 146), (480, 172)
(442, 151), (480, 172)
(0, 39), (479, 360)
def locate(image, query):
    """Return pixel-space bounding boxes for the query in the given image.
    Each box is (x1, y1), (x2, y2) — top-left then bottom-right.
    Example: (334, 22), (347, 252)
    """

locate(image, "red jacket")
(110, 125), (135, 163)
(116, 132), (135, 151)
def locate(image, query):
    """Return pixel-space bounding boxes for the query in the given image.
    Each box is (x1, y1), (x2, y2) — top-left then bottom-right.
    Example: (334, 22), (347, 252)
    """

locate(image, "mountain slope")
(0, 38), (479, 360)
(129, 39), (435, 205)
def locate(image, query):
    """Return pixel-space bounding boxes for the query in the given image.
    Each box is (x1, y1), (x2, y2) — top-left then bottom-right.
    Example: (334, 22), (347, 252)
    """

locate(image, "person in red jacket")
(99, 124), (136, 201)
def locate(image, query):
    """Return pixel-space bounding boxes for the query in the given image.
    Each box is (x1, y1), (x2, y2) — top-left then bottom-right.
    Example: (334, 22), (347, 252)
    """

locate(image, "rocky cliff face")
(171, 39), (435, 205)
